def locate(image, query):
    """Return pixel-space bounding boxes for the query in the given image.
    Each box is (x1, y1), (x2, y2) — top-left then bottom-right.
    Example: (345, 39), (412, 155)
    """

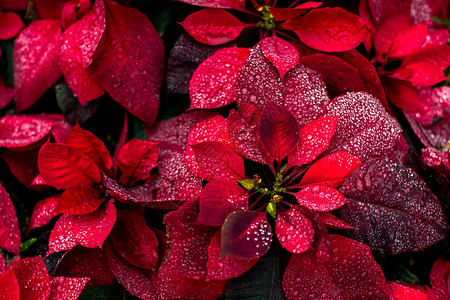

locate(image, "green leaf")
(78, 285), (123, 300)
(20, 238), (37, 252)
(238, 179), (255, 191)
(129, 115), (148, 141)
(383, 263), (420, 284)
(0, 41), (14, 86)
(153, 8), (174, 36)
(225, 254), (286, 299)
(266, 202), (276, 219)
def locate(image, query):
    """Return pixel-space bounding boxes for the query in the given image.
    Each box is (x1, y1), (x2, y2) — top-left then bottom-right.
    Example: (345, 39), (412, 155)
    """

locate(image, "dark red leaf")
(180, 9), (247, 45)
(317, 211), (356, 230)
(38, 141), (101, 189)
(269, 2), (323, 21)
(259, 101), (298, 162)
(339, 157), (449, 254)
(0, 11), (23, 39)
(34, 0), (71, 19)
(261, 36), (299, 78)
(14, 20), (62, 111)
(118, 139), (158, 186)
(189, 47), (249, 109)
(29, 194), (60, 232)
(282, 235), (390, 299)
(88, 0), (164, 125)
(105, 241), (157, 299)
(1, 150), (45, 190)
(221, 210), (272, 259)
(49, 276), (90, 300)
(10, 257), (51, 300)
(430, 258), (450, 299)
(0, 76), (13, 110)
(282, 8), (369, 52)
(64, 123), (112, 172)
(110, 210), (159, 270)
(0, 268), (20, 299)
(276, 206), (314, 254)
(198, 179), (248, 226)
(173, 0), (245, 9)
(72, 199), (116, 248)
(0, 184), (20, 255)
(47, 214), (78, 256)
(56, 186), (104, 215)
(54, 246), (115, 289)
(293, 185), (347, 211)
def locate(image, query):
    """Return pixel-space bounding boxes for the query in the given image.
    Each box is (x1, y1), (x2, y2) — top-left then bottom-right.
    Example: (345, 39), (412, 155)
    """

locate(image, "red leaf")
(38, 141), (101, 189)
(0, 76), (13, 110)
(0, 268), (20, 299)
(261, 36), (299, 78)
(289, 116), (338, 167)
(282, 235), (390, 299)
(10, 257), (51, 300)
(269, 2), (323, 21)
(29, 194), (60, 232)
(180, 9), (247, 45)
(282, 8), (369, 52)
(339, 157), (449, 254)
(88, 0), (164, 125)
(64, 124), (112, 172)
(110, 210), (159, 270)
(58, 2), (105, 105)
(198, 179), (248, 226)
(72, 199), (116, 248)
(300, 152), (362, 188)
(189, 47), (249, 109)
(1, 150), (43, 190)
(118, 139), (158, 186)
(173, 0), (245, 9)
(0, 11), (24, 40)
(105, 242), (158, 299)
(47, 214), (78, 256)
(276, 206), (314, 254)
(34, 0), (70, 19)
(14, 20), (62, 111)
(0, 184), (20, 255)
(294, 185), (347, 211)
(393, 61), (448, 87)
(56, 187), (104, 215)
(49, 276), (90, 300)
(192, 141), (245, 181)
(390, 282), (427, 300)
(54, 246), (115, 289)
(317, 212), (356, 230)
(430, 258), (450, 299)
(259, 101), (299, 162)
(221, 210), (272, 259)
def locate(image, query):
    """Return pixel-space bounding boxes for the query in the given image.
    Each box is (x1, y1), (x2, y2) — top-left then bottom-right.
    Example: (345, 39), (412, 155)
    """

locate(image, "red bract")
(0, 184), (20, 255)
(430, 258), (450, 299)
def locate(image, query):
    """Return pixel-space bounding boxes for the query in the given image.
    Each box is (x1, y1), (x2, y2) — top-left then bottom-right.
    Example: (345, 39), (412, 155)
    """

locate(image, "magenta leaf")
(189, 47), (249, 109)
(0, 11), (23, 40)
(294, 185), (347, 211)
(47, 214), (78, 256)
(180, 9), (247, 45)
(339, 157), (449, 253)
(198, 179), (248, 226)
(72, 199), (116, 248)
(261, 36), (299, 78)
(173, 0), (245, 9)
(38, 141), (101, 189)
(276, 206), (314, 254)
(221, 210), (272, 259)
(29, 194), (60, 232)
(282, 7), (369, 52)
(259, 101), (299, 162)
(430, 258), (450, 299)
(0, 184), (20, 255)
(56, 186), (104, 215)
(10, 257), (51, 300)
(0, 76), (13, 110)
(0, 268), (20, 299)
(49, 277), (90, 300)
(88, 0), (164, 125)
(282, 235), (390, 299)
(14, 20), (62, 111)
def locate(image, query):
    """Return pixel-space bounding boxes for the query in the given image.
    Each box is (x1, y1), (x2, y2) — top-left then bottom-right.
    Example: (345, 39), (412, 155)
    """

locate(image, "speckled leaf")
(49, 276), (90, 300)
(289, 116), (338, 167)
(294, 185), (347, 212)
(189, 47), (249, 109)
(88, 1), (164, 125)
(0, 11), (23, 40)
(173, 0), (245, 9)
(72, 199), (116, 248)
(105, 242), (157, 300)
(118, 139), (158, 186)
(192, 141), (245, 181)
(276, 206), (314, 254)
(10, 257), (51, 300)
(339, 157), (449, 254)
(221, 210), (272, 259)
(54, 246), (115, 289)
(282, 8), (369, 52)
(109, 210), (159, 270)
(14, 20), (62, 111)
(56, 186), (104, 215)
(198, 179), (248, 226)
(0, 253), (4, 273)
(300, 152), (362, 188)
(259, 101), (299, 162)
(0, 268), (20, 299)
(261, 36), (299, 78)
(180, 9), (246, 45)
(0, 184), (20, 255)
(47, 214), (78, 256)
(430, 258), (450, 299)
(29, 194), (60, 232)
(38, 141), (101, 189)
